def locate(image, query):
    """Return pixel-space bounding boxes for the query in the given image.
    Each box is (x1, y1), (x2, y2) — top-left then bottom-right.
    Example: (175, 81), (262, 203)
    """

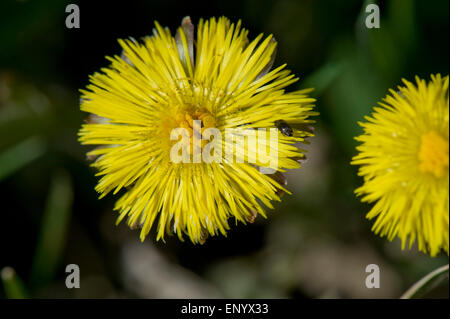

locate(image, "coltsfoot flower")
(352, 75), (449, 256)
(79, 16), (316, 243)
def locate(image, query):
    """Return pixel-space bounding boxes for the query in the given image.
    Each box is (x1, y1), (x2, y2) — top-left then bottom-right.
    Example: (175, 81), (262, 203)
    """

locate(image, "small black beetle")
(274, 120), (293, 137)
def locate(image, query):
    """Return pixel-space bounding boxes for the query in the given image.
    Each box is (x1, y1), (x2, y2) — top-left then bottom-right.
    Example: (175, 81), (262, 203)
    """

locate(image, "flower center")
(173, 108), (216, 153)
(418, 131), (449, 178)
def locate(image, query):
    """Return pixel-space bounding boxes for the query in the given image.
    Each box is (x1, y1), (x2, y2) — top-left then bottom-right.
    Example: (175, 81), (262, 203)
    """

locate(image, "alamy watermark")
(65, 264), (80, 289)
(169, 123), (280, 174)
(365, 264), (380, 288)
(65, 4), (80, 29)
(365, 4), (380, 29)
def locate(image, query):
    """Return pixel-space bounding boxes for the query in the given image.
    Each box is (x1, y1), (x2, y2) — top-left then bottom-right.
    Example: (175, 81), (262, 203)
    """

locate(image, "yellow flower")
(78, 16), (316, 243)
(352, 74), (449, 256)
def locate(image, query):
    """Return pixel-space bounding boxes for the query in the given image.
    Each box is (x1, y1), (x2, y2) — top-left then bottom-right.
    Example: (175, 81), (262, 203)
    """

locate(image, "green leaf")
(0, 136), (46, 181)
(300, 62), (343, 97)
(401, 264), (449, 299)
(31, 169), (73, 288)
(1, 267), (29, 299)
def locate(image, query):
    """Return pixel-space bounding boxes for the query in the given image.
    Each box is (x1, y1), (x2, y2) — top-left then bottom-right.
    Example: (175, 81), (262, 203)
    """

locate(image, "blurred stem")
(31, 169), (73, 288)
(400, 264), (449, 299)
(300, 62), (343, 97)
(0, 136), (46, 181)
(1, 267), (29, 299)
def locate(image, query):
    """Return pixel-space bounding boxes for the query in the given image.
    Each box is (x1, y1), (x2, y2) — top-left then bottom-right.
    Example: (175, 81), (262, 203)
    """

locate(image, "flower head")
(352, 74), (449, 256)
(79, 16), (316, 243)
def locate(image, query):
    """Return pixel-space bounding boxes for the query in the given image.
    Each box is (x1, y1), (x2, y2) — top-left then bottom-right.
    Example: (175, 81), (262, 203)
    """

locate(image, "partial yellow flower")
(78, 16), (316, 243)
(352, 74), (449, 256)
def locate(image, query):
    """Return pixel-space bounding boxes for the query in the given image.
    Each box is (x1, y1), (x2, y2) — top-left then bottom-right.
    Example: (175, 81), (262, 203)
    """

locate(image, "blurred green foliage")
(0, 0), (448, 298)
(1, 267), (28, 299)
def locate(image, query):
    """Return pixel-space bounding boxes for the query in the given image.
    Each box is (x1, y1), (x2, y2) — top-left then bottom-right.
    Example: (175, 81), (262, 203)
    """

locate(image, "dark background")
(0, 0), (448, 298)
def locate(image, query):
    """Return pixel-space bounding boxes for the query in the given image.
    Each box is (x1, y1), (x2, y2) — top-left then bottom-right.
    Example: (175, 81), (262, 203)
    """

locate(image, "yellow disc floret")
(78, 16), (316, 243)
(352, 74), (449, 256)
(173, 107), (217, 153)
(418, 131), (449, 178)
